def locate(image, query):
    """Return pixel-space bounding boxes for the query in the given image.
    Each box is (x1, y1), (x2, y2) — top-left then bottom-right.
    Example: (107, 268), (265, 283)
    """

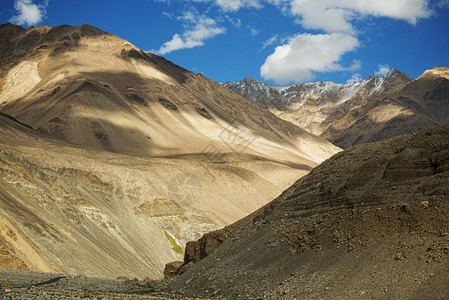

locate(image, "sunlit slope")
(0, 23), (338, 164)
(0, 113), (311, 279)
(0, 23), (340, 279)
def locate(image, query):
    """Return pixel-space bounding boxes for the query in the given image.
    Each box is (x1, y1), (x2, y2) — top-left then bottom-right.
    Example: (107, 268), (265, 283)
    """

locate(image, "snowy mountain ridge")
(222, 68), (412, 109)
(223, 67), (449, 148)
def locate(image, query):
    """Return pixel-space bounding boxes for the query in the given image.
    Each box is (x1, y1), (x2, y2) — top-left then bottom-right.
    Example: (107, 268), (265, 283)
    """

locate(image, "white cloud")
(214, 0), (262, 11)
(347, 59), (362, 72)
(170, 0), (262, 11)
(290, 0), (432, 33)
(154, 0), (434, 83)
(292, 2), (354, 33)
(347, 73), (362, 83)
(258, 0), (431, 83)
(225, 15), (242, 28)
(155, 11), (226, 55)
(437, 0), (449, 8)
(247, 25), (259, 36)
(261, 34), (278, 50)
(9, 0), (48, 27)
(260, 32), (359, 83)
(375, 64), (390, 76)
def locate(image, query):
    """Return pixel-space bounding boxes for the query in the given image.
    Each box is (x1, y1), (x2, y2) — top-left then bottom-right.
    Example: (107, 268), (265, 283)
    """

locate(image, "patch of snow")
(226, 71), (403, 108)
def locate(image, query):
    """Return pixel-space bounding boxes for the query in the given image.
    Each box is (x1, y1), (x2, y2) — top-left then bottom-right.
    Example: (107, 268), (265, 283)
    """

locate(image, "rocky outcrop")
(163, 261), (184, 279)
(184, 229), (228, 264)
(163, 229), (229, 280)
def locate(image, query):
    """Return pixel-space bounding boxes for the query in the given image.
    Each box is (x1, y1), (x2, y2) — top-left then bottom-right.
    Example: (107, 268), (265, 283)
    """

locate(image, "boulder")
(164, 261), (184, 279)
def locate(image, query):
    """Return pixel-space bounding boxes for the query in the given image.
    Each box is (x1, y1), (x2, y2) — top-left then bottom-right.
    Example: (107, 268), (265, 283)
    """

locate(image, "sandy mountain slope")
(0, 23), (337, 164)
(169, 124), (449, 299)
(0, 109), (309, 280)
(224, 68), (449, 148)
(0, 23), (339, 280)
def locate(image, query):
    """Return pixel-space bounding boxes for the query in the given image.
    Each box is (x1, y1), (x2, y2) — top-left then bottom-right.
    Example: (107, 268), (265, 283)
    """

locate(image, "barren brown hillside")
(169, 124), (449, 299)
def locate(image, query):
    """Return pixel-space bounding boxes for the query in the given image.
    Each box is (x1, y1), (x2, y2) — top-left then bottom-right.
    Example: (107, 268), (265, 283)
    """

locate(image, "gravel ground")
(0, 268), (221, 299)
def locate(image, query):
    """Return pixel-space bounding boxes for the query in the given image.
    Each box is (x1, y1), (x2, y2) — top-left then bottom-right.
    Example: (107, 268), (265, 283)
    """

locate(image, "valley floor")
(0, 267), (221, 300)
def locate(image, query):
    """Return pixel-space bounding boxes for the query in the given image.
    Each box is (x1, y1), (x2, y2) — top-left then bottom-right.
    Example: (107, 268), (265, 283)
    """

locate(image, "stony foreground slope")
(169, 124), (449, 299)
(224, 68), (449, 149)
(0, 23), (340, 279)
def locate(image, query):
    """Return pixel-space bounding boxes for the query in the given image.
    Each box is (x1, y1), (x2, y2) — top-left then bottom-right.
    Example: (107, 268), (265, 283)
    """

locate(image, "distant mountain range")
(224, 67), (449, 148)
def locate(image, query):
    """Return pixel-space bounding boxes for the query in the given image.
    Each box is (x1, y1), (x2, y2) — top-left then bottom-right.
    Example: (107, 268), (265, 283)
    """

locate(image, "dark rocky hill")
(168, 124), (449, 299)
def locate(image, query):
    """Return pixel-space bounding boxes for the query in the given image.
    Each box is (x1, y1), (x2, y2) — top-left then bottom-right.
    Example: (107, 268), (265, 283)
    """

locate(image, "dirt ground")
(0, 267), (216, 299)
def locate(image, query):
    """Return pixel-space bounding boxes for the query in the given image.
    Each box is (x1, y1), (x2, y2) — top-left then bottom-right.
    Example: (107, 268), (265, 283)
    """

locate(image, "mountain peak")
(1, 23), (114, 46)
(385, 67), (399, 77)
(241, 77), (262, 84)
(0, 22), (26, 37)
(418, 67), (449, 80)
(383, 67), (413, 81)
(224, 66), (449, 149)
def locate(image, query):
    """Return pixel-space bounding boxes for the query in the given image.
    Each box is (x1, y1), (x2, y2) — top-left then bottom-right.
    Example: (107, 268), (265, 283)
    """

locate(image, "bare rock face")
(184, 229), (228, 264)
(164, 261), (184, 279)
(162, 226), (229, 280)
(163, 228), (228, 280)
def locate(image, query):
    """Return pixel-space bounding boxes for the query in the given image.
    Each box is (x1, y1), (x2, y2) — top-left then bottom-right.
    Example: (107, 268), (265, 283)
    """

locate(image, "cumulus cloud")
(259, 0), (432, 83)
(291, 2), (354, 33)
(260, 32), (359, 83)
(9, 0), (48, 27)
(375, 64), (390, 76)
(156, 11), (226, 55)
(290, 0), (432, 33)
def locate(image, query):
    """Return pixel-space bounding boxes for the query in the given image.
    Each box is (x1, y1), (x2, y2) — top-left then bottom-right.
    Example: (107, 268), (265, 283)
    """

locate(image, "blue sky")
(1, 0), (449, 84)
